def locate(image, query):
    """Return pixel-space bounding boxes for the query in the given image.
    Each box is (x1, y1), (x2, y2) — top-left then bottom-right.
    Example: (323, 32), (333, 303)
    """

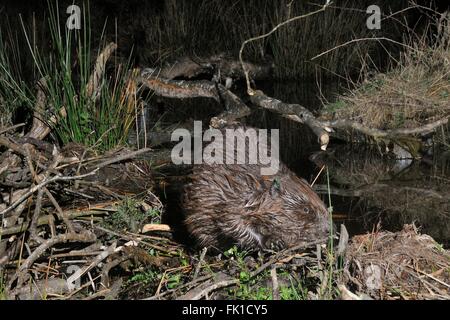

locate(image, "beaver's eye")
(303, 207), (310, 214)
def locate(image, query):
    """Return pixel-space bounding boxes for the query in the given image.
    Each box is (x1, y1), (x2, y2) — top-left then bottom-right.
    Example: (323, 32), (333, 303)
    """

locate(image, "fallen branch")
(250, 91), (332, 150)
(324, 116), (450, 138)
(145, 54), (272, 81)
(0, 169), (99, 217)
(210, 84), (251, 128)
(0, 123), (25, 135)
(86, 42), (118, 99)
(251, 90), (449, 150)
(7, 232), (97, 290)
(87, 148), (152, 171)
(139, 74), (220, 101)
(0, 210), (105, 237)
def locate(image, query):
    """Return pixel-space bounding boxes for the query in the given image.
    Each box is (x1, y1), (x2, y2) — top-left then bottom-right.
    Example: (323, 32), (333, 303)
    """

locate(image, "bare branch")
(239, 2), (332, 95)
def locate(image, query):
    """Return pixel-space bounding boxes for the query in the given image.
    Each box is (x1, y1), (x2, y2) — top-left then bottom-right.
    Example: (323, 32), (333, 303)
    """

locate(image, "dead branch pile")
(0, 119), (170, 299)
(0, 42), (172, 299)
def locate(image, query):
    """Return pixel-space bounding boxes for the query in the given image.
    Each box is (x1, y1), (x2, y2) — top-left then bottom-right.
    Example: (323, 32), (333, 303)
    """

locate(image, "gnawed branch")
(86, 42), (118, 99)
(249, 90), (332, 150)
(139, 74), (220, 101)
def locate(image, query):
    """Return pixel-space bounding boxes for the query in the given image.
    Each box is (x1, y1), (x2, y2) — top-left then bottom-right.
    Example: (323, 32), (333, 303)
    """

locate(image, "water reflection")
(311, 147), (450, 247)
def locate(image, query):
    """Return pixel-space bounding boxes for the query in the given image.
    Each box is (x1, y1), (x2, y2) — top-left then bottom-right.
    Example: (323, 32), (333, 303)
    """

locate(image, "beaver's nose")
(318, 214), (334, 235)
(324, 221), (337, 237)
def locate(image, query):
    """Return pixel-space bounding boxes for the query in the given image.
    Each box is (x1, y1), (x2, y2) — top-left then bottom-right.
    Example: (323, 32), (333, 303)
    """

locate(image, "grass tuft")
(323, 17), (450, 131)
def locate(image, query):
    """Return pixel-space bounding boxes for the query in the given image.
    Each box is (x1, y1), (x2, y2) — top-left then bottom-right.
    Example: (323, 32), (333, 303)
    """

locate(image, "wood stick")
(0, 210), (107, 237)
(324, 116), (450, 138)
(271, 266), (280, 300)
(0, 123), (25, 135)
(141, 224), (171, 233)
(8, 232), (97, 289)
(43, 187), (75, 233)
(250, 91), (331, 150)
(139, 75), (220, 101)
(86, 42), (118, 98)
(239, 3), (331, 94)
(0, 169), (99, 217)
(88, 148), (151, 171)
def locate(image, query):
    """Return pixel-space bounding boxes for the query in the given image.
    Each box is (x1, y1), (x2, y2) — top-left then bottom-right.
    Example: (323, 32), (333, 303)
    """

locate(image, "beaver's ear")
(269, 178), (281, 198)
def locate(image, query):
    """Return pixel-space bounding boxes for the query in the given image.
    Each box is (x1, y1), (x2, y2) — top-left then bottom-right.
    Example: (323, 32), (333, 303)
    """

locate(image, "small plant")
(147, 208), (162, 224)
(128, 268), (159, 285)
(323, 100), (348, 114)
(105, 198), (151, 233)
(224, 246), (248, 267)
(167, 273), (182, 289)
(178, 250), (190, 267)
(277, 272), (309, 300)
(224, 246), (274, 300)
(20, 2), (137, 150)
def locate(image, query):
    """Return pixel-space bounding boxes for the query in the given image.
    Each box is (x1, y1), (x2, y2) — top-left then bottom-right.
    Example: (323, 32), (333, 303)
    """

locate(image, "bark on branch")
(139, 74), (220, 101)
(250, 90), (332, 150)
(140, 71), (448, 150)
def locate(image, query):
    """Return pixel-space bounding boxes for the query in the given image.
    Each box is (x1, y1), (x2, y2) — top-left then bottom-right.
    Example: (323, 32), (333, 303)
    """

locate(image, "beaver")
(182, 125), (331, 251)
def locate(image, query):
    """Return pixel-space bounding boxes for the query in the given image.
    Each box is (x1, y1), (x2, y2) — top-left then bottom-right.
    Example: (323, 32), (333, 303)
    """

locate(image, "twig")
(60, 275), (102, 300)
(311, 37), (421, 61)
(143, 275), (213, 300)
(187, 278), (240, 300)
(100, 252), (134, 288)
(239, 2), (331, 94)
(94, 225), (176, 254)
(271, 266), (280, 300)
(88, 148), (151, 171)
(0, 123), (25, 135)
(409, 266), (450, 290)
(0, 210), (107, 237)
(193, 248), (208, 280)
(8, 232), (97, 289)
(66, 243), (116, 289)
(29, 188), (45, 243)
(311, 165), (325, 187)
(0, 169), (99, 217)
(43, 187), (75, 233)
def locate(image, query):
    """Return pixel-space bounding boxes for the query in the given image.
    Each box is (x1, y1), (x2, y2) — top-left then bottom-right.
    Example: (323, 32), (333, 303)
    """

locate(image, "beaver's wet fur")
(182, 126), (331, 251)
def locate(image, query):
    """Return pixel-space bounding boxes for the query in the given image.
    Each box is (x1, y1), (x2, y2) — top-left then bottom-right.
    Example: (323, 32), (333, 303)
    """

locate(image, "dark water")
(131, 80), (450, 248)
